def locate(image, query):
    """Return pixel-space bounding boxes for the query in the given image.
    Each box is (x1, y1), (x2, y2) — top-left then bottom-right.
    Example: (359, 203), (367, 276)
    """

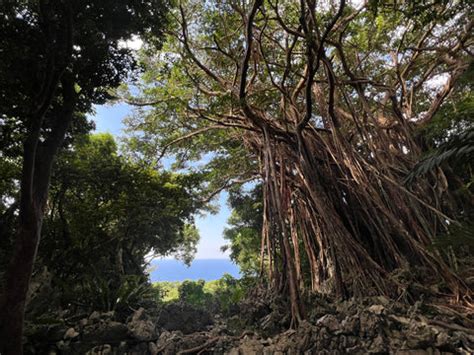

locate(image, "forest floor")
(22, 258), (474, 354)
(25, 290), (474, 354)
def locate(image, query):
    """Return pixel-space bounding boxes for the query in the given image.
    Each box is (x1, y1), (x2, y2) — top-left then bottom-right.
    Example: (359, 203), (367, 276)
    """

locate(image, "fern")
(432, 222), (474, 252)
(405, 128), (474, 185)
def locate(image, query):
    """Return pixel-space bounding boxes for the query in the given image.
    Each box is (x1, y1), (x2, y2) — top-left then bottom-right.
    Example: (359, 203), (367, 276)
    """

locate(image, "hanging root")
(252, 127), (471, 325)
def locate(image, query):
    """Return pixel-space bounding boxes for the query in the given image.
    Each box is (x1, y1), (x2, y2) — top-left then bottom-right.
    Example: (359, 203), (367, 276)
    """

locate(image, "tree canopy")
(0, 0), (171, 352)
(121, 0), (473, 324)
(0, 0), (473, 351)
(36, 134), (202, 311)
(222, 184), (263, 277)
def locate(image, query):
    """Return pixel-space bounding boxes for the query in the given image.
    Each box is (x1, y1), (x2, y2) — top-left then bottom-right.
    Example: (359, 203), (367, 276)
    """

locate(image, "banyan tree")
(124, 0), (473, 322)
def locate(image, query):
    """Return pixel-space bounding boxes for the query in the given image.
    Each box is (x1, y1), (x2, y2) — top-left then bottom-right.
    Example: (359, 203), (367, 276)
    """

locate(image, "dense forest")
(0, 0), (473, 354)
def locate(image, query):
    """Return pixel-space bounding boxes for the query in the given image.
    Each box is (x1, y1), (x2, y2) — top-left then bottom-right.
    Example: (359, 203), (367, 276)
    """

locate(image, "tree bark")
(0, 213), (43, 354)
(0, 76), (76, 354)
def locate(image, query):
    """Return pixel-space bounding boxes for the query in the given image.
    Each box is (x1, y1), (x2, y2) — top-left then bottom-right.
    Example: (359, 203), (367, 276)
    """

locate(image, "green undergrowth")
(153, 274), (256, 315)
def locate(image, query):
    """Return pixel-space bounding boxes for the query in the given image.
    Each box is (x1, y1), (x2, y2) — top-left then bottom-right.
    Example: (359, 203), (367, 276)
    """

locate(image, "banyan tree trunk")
(176, 0), (473, 326)
(253, 125), (469, 324)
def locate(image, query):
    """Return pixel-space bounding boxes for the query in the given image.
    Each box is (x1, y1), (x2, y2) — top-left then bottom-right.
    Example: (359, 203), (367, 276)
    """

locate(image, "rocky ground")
(24, 293), (474, 354)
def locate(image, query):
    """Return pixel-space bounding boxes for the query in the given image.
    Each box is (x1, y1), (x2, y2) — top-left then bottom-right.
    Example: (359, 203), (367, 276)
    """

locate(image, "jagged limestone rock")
(127, 307), (158, 341)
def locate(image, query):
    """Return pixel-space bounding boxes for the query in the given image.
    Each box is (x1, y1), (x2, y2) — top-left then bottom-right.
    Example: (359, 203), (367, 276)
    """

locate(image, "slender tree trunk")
(0, 156), (65, 354)
(0, 77), (76, 354)
(0, 214), (42, 354)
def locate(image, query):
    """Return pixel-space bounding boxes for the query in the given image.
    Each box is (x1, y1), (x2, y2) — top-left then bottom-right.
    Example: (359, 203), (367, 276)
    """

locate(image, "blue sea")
(148, 259), (241, 282)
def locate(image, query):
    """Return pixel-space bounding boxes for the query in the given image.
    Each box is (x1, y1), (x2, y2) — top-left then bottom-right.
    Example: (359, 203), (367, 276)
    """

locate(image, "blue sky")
(91, 103), (232, 260)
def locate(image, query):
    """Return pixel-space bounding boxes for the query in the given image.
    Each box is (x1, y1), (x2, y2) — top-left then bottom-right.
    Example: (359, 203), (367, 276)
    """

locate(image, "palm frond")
(405, 128), (474, 185)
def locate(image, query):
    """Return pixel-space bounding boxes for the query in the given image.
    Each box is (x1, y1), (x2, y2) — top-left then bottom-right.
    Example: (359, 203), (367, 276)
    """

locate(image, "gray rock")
(368, 334), (387, 353)
(88, 311), (101, 322)
(238, 336), (265, 354)
(359, 311), (382, 337)
(156, 302), (213, 334)
(64, 327), (79, 340)
(405, 326), (435, 349)
(25, 267), (55, 318)
(102, 311), (115, 320)
(85, 344), (112, 354)
(43, 324), (69, 343)
(126, 307), (158, 341)
(368, 304), (385, 315)
(316, 314), (340, 332)
(82, 321), (129, 344)
(340, 315), (359, 334)
(434, 331), (449, 348)
(149, 341), (159, 355)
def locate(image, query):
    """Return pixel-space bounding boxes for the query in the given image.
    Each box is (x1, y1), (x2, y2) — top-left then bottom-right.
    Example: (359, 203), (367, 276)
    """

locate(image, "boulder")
(316, 314), (340, 332)
(81, 321), (129, 344)
(148, 341), (159, 355)
(156, 302), (213, 334)
(340, 315), (359, 334)
(88, 311), (101, 323)
(127, 307), (158, 341)
(358, 311), (383, 337)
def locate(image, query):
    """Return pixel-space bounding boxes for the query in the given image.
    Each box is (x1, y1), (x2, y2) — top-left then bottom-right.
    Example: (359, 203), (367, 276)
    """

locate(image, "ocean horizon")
(148, 258), (241, 282)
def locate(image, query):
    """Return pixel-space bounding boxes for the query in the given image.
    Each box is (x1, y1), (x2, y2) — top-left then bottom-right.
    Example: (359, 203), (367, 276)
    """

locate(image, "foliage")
(0, 1), (472, 342)
(38, 133), (203, 312)
(120, 4), (260, 200)
(405, 128), (474, 185)
(0, 1), (171, 349)
(153, 281), (181, 302)
(0, 158), (19, 259)
(0, 0), (170, 168)
(75, 274), (156, 313)
(418, 88), (474, 146)
(0, 158), (19, 213)
(432, 223), (474, 254)
(122, 0), (473, 324)
(405, 67), (473, 258)
(406, 65), (474, 190)
(0, 0), (169, 116)
(178, 279), (210, 307)
(206, 274), (248, 315)
(222, 185), (263, 276)
(0, 0), (171, 205)
(154, 274), (252, 315)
